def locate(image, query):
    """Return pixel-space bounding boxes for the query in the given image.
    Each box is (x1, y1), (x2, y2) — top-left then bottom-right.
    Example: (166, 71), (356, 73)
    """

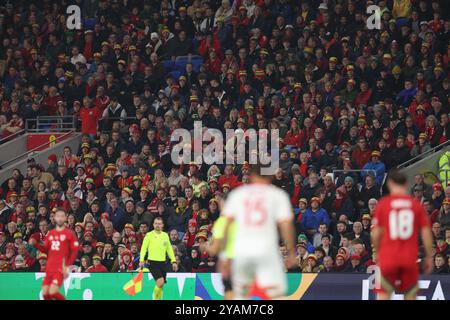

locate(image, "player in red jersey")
(371, 170), (433, 300)
(41, 209), (79, 300)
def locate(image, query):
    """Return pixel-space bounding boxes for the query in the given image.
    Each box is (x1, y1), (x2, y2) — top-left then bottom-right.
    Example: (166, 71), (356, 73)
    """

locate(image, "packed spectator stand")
(0, 0), (449, 275)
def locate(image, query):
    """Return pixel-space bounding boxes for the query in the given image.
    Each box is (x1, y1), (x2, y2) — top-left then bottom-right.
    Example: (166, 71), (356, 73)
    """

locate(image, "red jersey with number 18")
(373, 195), (430, 266)
(43, 228), (79, 273)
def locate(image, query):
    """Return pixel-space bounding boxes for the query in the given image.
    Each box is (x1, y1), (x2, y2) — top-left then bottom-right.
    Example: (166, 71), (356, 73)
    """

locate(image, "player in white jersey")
(221, 164), (297, 299)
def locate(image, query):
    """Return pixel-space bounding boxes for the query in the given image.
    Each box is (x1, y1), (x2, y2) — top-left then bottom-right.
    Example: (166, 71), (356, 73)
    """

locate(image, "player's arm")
(35, 233), (50, 254)
(215, 193), (235, 257)
(139, 234), (149, 264)
(371, 201), (383, 253)
(208, 236), (223, 257)
(277, 192), (296, 266)
(33, 236), (48, 253)
(165, 233), (178, 272)
(371, 225), (383, 253)
(213, 216), (233, 257)
(419, 206), (434, 274)
(166, 233), (176, 264)
(421, 226), (433, 274)
(35, 242), (47, 253)
(279, 220), (296, 251)
(208, 218), (225, 257)
(67, 233), (80, 266)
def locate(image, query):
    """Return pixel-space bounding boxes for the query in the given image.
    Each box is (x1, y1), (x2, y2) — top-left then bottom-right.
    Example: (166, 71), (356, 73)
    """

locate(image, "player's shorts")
(42, 271), (64, 287)
(232, 254), (286, 299)
(379, 263), (419, 296)
(147, 260), (168, 283)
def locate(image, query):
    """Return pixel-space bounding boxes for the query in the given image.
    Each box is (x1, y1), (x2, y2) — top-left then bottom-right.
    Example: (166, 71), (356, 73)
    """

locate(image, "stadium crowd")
(0, 0), (450, 275)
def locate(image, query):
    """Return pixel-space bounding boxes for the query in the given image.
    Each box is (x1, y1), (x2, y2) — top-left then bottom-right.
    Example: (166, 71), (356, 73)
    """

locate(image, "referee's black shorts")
(222, 276), (233, 292)
(147, 260), (168, 283)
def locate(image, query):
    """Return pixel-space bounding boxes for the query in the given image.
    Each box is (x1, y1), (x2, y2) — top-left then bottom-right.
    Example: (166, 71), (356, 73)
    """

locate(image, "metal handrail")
(0, 129), (26, 144)
(332, 169), (378, 182)
(398, 139), (450, 169)
(174, 55), (203, 62)
(99, 116), (137, 121)
(332, 169), (385, 193)
(26, 116), (76, 133)
(0, 130), (75, 169)
(332, 169), (377, 175)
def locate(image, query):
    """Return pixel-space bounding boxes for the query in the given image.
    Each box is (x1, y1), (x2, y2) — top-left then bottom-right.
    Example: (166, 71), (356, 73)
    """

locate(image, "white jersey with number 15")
(222, 184), (293, 258)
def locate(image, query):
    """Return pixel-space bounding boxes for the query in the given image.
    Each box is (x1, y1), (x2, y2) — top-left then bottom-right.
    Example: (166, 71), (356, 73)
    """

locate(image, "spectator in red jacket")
(42, 86), (63, 115)
(11, 243), (35, 271)
(283, 119), (302, 149)
(79, 96), (102, 138)
(352, 138), (372, 169)
(353, 81), (373, 107)
(87, 255), (109, 272)
(198, 34), (222, 58)
(299, 118), (318, 148)
(183, 220), (198, 251)
(218, 165), (239, 189)
(204, 49), (222, 75)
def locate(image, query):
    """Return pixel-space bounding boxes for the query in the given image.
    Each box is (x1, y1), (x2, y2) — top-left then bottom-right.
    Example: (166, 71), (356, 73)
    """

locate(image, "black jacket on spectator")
(384, 146), (410, 169)
(299, 183), (321, 200)
(132, 211), (153, 231)
(358, 185), (381, 210)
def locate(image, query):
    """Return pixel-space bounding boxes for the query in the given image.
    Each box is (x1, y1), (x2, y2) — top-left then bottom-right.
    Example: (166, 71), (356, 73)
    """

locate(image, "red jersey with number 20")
(44, 228), (79, 273)
(373, 195), (430, 266)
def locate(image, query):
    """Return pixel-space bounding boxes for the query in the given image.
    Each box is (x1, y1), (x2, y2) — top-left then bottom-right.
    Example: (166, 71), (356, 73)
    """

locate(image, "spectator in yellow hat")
(411, 132), (431, 157)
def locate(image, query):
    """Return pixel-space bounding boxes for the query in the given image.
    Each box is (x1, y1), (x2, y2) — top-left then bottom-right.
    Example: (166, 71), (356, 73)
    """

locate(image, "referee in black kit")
(139, 217), (178, 300)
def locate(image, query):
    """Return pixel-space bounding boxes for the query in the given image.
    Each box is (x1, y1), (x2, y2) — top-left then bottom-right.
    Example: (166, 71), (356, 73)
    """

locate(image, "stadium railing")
(332, 169), (385, 192)
(0, 129), (26, 145)
(0, 130), (76, 169)
(398, 139), (450, 169)
(163, 55), (203, 74)
(25, 115), (77, 133)
(332, 169), (377, 181)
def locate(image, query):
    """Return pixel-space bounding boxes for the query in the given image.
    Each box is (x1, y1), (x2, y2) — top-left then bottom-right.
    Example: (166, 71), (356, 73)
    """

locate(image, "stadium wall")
(0, 133), (81, 183)
(400, 145), (450, 189)
(0, 273), (448, 300)
(0, 134), (28, 164)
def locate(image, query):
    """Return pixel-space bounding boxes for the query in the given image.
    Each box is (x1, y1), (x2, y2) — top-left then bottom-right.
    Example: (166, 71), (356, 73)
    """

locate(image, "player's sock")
(153, 286), (162, 300)
(159, 287), (164, 300)
(50, 292), (66, 300)
(43, 294), (51, 300)
(152, 286), (158, 300)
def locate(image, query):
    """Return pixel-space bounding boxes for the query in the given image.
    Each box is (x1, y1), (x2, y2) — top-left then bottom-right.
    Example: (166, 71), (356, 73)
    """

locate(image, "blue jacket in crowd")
(301, 208), (330, 231)
(361, 160), (386, 185)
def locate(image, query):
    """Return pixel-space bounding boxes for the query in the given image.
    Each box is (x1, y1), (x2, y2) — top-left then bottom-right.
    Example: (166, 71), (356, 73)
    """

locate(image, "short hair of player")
(248, 162), (272, 176)
(387, 169), (407, 185)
